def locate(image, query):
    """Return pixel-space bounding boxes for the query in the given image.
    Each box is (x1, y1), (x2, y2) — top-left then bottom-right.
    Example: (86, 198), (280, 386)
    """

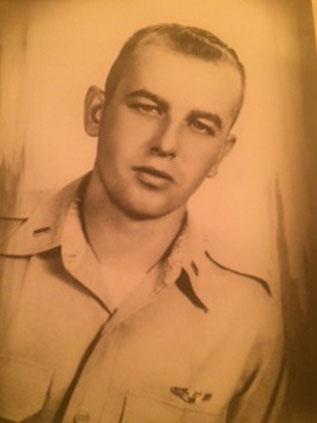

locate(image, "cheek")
(97, 116), (129, 163)
(101, 106), (158, 148)
(181, 139), (224, 178)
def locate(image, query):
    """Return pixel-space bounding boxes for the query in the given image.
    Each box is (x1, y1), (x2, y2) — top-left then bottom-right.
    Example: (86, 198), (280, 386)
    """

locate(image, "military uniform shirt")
(0, 175), (285, 423)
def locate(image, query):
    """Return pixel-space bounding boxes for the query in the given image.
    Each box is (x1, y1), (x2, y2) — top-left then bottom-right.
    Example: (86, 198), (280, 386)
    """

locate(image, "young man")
(0, 24), (284, 422)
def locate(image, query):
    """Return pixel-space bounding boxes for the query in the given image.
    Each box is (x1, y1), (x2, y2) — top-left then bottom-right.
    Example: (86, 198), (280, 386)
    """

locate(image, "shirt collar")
(0, 173), (214, 310)
(0, 174), (89, 255)
(162, 213), (213, 311)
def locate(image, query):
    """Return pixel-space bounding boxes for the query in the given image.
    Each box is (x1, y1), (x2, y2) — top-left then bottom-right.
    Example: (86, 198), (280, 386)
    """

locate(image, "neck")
(82, 172), (186, 274)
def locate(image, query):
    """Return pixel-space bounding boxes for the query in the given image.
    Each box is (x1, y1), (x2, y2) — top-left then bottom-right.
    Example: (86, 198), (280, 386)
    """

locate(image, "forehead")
(117, 44), (242, 126)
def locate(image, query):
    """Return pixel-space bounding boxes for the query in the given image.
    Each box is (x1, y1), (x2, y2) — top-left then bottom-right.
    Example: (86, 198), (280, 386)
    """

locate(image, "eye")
(129, 102), (162, 116)
(188, 119), (215, 136)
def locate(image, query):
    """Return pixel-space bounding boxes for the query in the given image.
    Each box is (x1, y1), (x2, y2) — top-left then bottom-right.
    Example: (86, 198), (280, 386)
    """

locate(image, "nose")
(149, 120), (180, 159)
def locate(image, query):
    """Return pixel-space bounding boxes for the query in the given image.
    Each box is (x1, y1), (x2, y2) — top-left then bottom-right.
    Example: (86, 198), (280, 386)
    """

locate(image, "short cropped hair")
(104, 24), (246, 122)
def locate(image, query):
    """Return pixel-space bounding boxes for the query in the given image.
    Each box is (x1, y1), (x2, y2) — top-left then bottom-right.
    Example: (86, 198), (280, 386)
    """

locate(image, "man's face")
(87, 43), (242, 219)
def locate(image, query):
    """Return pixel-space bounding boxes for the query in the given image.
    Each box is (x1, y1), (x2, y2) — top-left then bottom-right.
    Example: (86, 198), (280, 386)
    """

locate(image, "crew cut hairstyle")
(104, 23), (246, 120)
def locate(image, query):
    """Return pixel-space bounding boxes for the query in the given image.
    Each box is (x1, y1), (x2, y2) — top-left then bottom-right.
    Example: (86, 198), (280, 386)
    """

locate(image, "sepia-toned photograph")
(0, 0), (316, 422)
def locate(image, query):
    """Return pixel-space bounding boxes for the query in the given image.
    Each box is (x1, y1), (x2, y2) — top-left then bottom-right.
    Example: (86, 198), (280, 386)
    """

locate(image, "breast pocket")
(0, 355), (52, 422)
(120, 392), (225, 423)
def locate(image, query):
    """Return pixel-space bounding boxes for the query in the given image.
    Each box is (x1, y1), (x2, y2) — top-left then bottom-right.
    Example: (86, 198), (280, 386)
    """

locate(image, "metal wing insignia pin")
(170, 387), (212, 404)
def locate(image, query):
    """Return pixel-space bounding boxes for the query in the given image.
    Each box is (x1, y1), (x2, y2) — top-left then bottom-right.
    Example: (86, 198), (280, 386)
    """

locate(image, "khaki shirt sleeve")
(227, 298), (286, 423)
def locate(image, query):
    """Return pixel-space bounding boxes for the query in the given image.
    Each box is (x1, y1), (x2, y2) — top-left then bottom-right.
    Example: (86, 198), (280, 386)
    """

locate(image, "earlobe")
(207, 134), (237, 178)
(220, 133), (236, 160)
(225, 134), (237, 152)
(207, 167), (217, 178)
(84, 86), (105, 137)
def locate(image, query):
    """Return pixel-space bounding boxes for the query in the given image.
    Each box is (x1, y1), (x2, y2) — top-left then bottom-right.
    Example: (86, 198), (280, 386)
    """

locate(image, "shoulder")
(185, 216), (273, 300)
(0, 190), (52, 244)
(200, 251), (282, 365)
(0, 174), (89, 252)
(193, 232), (273, 299)
(191, 235), (281, 339)
(0, 190), (52, 218)
(204, 249), (272, 298)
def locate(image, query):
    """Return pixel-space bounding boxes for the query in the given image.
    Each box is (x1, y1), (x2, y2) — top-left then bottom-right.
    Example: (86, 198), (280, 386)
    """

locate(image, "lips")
(132, 166), (174, 188)
(132, 166), (174, 182)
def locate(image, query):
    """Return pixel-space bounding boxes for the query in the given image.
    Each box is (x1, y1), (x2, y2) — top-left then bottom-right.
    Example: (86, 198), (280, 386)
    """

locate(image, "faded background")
(0, 0), (303, 290)
(0, 0), (316, 420)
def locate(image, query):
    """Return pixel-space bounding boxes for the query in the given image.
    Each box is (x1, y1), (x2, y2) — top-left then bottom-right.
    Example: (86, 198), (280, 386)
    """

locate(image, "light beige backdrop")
(1, 0), (317, 420)
(1, 0), (308, 294)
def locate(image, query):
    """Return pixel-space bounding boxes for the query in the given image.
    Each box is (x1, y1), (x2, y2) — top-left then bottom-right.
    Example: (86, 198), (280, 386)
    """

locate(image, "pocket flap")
(122, 393), (182, 422)
(0, 355), (52, 421)
(121, 392), (218, 423)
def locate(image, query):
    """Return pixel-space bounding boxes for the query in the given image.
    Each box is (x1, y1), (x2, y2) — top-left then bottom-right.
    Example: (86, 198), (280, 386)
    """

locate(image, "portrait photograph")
(0, 0), (316, 422)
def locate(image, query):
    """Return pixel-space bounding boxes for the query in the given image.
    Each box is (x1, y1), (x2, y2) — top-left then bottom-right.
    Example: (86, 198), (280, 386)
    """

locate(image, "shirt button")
(74, 411), (90, 423)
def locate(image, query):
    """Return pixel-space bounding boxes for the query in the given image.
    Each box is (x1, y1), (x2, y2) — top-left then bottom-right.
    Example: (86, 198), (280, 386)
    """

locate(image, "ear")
(207, 134), (236, 178)
(84, 86), (105, 137)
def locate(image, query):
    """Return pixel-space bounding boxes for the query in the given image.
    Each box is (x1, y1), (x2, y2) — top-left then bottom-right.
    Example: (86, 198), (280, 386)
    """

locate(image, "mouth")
(132, 166), (174, 188)
(133, 166), (174, 181)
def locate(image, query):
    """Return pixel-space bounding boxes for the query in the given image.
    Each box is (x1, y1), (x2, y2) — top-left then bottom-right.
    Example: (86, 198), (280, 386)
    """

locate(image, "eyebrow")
(188, 110), (222, 130)
(126, 89), (222, 130)
(126, 89), (169, 111)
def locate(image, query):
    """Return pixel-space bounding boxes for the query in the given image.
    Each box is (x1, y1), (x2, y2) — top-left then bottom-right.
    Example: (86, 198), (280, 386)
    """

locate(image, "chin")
(122, 202), (179, 221)
(111, 191), (182, 221)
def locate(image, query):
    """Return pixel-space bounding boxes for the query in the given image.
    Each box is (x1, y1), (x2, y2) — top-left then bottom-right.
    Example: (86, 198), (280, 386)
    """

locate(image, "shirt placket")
(61, 269), (168, 423)
(59, 200), (203, 423)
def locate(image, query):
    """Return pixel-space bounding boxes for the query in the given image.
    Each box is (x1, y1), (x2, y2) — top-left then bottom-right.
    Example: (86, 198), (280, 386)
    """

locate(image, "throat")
(100, 261), (162, 309)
